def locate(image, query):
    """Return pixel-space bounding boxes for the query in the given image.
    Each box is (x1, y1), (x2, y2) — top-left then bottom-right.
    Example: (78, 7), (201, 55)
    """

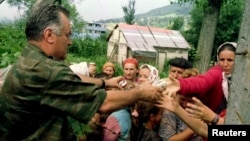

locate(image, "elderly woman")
(102, 62), (116, 78)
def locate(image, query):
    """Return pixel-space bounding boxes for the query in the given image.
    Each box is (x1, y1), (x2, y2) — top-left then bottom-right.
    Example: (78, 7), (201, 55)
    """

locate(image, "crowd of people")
(0, 3), (237, 141)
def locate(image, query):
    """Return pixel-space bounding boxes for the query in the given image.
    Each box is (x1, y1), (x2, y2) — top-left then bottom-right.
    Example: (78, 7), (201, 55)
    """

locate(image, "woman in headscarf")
(122, 58), (139, 82)
(165, 42), (237, 114)
(131, 64), (162, 141)
(102, 62), (116, 78)
(158, 42), (237, 140)
(103, 58), (139, 141)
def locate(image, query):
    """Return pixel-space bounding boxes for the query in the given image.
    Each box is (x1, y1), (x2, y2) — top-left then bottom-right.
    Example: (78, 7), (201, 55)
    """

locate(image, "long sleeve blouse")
(179, 65), (224, 112)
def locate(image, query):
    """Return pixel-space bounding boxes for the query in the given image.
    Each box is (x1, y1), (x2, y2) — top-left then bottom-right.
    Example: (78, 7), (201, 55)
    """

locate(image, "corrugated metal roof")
(117, 23), (190, 52)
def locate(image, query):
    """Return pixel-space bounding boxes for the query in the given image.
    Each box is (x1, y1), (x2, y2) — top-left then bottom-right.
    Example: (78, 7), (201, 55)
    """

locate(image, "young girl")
(135, 100), (163, 141)
(131, 64), (162, 141)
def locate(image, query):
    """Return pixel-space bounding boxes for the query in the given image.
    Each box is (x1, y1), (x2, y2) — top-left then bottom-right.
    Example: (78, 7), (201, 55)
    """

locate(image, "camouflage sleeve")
(0, 45), (107, 140)
(41, 62), (106, 124)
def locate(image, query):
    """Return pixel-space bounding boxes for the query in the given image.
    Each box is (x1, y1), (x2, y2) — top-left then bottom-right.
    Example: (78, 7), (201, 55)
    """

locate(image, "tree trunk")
(225, 0), (250, 124)
(193, 6), (219, 73)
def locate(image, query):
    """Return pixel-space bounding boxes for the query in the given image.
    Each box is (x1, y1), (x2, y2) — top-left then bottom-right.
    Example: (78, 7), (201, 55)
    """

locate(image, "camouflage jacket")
(0, 43), (106, 141)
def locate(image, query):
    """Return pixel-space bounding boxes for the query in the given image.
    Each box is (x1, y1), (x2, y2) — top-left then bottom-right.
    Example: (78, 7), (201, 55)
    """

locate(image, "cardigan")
(179, 65), (224, 112)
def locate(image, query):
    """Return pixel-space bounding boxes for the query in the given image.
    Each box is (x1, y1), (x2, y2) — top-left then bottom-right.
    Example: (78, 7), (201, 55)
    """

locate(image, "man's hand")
(162, 76), (181, 97)
(185, 97), (216, 123)
(105, 76), (124, 90)
(137, 82), (163, 102)
(155, 93), (180, 112)
(75, 74), (123, 90)
(88, 63), (96, 77)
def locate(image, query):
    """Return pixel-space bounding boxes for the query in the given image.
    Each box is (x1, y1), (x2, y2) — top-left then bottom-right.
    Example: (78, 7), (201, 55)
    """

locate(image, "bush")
(0, 20), (26, 68)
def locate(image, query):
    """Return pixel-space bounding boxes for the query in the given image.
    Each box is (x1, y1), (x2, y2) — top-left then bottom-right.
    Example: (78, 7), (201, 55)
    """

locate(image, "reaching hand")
(162, 76), (181, 97)
(105, 76), (124, 90)
(88, 64), (96, 77)
(185, 97), (216, 123)
(155, 93), (180, 112)
(138, 82), (163, 102)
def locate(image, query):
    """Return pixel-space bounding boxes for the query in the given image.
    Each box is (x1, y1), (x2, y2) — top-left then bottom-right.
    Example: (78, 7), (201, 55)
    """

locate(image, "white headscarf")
(69, 62), (89, 76)
(139, 64), (160, 83)
(222, 72), (229, 101)
(217, 42), (237, 61)
(217, 42), (237, 101)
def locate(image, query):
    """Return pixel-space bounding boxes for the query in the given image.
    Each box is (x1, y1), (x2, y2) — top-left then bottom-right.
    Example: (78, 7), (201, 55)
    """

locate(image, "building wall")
(166, 48), (189, 59)
(85, 22), (106, 35)
(118, 43), (128, 65)
(158, 52), (167, 72)
(107, 29), (129, 66)
(107, 27), (190, 72)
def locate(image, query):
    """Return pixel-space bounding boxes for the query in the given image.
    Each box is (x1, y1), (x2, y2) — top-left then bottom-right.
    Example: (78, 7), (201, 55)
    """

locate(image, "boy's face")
(168, 66), (185, 79)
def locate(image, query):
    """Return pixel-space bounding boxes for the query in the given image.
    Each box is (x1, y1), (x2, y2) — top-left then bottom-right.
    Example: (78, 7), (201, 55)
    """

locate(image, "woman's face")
(138, 68), (151, 84)
(103, 66), (114, 78)
(123, 63), (138, 81)
(218, 50), (235, 75)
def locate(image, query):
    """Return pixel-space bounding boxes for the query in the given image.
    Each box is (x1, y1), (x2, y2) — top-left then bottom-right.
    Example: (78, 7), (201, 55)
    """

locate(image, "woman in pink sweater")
(165, 42), (237, 114)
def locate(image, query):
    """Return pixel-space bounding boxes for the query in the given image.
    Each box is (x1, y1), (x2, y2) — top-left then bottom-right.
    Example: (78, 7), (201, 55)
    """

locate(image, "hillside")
(98, 2), (193, 29)
(136, 2), (192, 18)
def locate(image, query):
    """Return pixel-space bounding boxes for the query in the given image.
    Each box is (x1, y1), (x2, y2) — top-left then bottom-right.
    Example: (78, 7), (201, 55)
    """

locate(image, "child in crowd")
(135, 100), (163, 141)
(131, 64), (162, 141)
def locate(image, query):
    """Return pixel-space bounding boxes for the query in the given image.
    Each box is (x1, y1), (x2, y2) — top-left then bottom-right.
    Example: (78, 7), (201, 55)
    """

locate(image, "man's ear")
(43, 28), (54, 44)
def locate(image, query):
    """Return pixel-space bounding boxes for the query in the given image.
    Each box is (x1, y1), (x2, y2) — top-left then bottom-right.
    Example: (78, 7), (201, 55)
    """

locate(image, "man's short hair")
(168, 57), (192, 69)
(25, 4), (70, 41)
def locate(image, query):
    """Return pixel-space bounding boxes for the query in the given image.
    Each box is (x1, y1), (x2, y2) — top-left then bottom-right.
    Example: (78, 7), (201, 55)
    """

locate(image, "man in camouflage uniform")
(0, 4), (161, 141)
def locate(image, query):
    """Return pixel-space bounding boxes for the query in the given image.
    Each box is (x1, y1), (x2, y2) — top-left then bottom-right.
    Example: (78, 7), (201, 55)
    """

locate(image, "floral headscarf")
(139, 64), (159, 83)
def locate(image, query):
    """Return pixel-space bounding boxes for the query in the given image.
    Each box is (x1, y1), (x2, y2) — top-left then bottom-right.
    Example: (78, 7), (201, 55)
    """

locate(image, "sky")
(0, 0), (170, 22)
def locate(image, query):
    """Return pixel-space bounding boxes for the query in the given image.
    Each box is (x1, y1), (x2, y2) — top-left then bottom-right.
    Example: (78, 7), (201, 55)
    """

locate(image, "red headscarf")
(123, 58), (139, 69)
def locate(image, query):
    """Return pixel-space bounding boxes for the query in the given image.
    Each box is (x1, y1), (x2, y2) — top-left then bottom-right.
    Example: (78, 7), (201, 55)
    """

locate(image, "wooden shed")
(107, 23), (191, 72)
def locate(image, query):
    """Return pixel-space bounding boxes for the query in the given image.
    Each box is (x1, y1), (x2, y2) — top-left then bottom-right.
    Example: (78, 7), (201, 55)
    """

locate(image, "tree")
(122, 0), (136, 25)
(0, 0), (83, 6)
(225, 0), (250, 124)
(182, 4), (203, 62)
(193, 0), (222, 73)
(174, 0), (222, 72)
(212, 0), (244, 62)
(0, 0), (85, 68)
(180, 0), (243, 68)
(2, 0), (85, 33)
(193, 0), (243, 72)
(168, 16), (184, 30)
